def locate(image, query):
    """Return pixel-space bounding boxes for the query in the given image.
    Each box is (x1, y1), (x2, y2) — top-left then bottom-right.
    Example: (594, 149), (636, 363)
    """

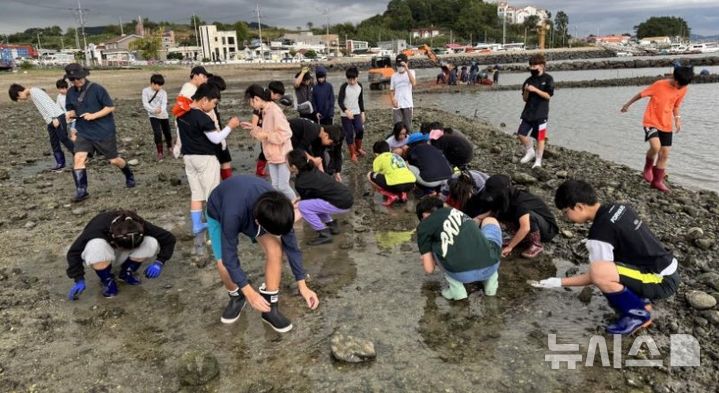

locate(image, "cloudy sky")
(1, 0), (717, 37)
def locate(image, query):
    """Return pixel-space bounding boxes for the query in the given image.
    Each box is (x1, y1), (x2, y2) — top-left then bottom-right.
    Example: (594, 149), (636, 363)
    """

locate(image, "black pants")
(47, 116), (74, 155)
(529, 212), (558, 242)
(149, 117), (172, 146)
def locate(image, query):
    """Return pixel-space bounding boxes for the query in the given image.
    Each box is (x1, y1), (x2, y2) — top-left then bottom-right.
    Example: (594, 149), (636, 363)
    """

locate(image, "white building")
(280, 32), (338, 54)
(497, 2), (549, 24)
(411, 28), (441, 39)
(168, 45), (202, 61)
(198, 25), (238, 61)
(378, 39), (407, 54)
(639, 36), (672, 46)
(346, 40), (369, 53)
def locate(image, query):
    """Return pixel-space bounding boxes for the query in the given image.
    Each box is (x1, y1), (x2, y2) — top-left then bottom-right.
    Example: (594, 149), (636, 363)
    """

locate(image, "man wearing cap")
(171, 66), (210, 158)
(64, 63), (135, 202)
(390, 54), (416, 131)
(311, 66), (335, 126)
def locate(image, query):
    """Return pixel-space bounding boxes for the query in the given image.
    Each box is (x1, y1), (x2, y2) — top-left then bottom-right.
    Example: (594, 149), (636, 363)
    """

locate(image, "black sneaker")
(326, 220), (340, 235)
(220, 293), (246, 324)
(259, 288), (293, 333)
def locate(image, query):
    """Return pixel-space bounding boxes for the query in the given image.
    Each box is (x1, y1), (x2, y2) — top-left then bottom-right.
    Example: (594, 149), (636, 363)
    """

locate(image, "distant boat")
(616, 51), (633, 57)
(689, 42), (719, 53)
(668, 43), (689, 54)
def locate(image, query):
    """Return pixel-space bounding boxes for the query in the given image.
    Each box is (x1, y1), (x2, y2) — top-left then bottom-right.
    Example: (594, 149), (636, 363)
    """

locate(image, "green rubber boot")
(483, 271), (499, 296)
(442, 274), (468, 300)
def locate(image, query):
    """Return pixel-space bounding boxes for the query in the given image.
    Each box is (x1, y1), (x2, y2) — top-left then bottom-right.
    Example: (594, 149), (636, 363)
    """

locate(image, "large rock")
(512, 172), (537, 185)
(177, 351), (219, 386)
(330, 333), (376, 363)
(686, 291), (717, 310)
(685, 227), (704, 241)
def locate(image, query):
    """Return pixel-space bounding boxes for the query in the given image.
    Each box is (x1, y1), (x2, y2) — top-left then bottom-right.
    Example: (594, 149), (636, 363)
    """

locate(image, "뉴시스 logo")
(545, 333), (700, 369)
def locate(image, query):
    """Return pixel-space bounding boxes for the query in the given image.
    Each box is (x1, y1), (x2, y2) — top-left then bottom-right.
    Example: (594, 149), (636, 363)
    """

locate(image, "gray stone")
(685, 227), (704, 241)
(490, 145), (502, 154)
(330, 334), (376, 363)
(24, 221), (36, 229)
(694, 238), (715, 250)
(170, 177), (182, 186)
(578, 287), (593, 304)
(561, 230), (574, 239)
(0, 169), (9, 180)
(72, 208), (86, 216)
(177, 351), (219, 386)
(11, 212), (27, 221)
(556, 170), (569, 179)
(686, 290), (717, 310)
(127, 159), (140, 166)
(512, 172), (537, 185)
(701, 310), (719, 326)
(697, 272), (719, 291)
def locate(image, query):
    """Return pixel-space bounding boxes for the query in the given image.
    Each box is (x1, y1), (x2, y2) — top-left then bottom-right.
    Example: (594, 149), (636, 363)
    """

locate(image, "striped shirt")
(30, 87), (64, 125)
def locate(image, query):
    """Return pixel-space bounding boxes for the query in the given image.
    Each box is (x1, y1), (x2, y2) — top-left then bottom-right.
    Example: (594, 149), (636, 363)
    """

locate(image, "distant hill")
(691, 34), (719, 41)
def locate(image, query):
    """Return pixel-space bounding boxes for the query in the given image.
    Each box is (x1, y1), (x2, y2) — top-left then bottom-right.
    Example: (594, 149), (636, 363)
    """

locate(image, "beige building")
(198, 25), (238, 61)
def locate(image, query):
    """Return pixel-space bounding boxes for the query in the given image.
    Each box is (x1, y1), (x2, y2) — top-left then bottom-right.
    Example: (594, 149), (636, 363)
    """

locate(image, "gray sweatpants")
(81, 237), (159, 266)
(408, 165), (447, 188)
(393, 108), (413, 131)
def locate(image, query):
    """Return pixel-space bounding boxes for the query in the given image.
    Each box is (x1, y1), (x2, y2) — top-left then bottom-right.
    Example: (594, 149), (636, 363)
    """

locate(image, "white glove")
(529, 277), (562, 289)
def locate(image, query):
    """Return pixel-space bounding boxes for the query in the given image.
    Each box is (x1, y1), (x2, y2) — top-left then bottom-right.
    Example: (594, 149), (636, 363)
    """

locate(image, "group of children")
(8, 54), (695, 337)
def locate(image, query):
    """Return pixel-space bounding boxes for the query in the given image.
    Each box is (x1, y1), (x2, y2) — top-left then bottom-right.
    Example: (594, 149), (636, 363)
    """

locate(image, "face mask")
(398, 68), (406, 73)
(530, 69), (540, 77)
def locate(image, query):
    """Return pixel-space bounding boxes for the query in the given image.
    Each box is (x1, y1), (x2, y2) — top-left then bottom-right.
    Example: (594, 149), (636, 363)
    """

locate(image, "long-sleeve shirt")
(337, 82), (364, 117)
(206, 176), (306, 289)
(142, 87), (169, 119)
(288, 117), (342, 175)
(66, 211), (176, 281)
(250, 101), (293, 164)
(30, 87), (64, 125)
(294, 167), (354, 209)
(311, 81), (335, 119)
(55, 93), (66, 113)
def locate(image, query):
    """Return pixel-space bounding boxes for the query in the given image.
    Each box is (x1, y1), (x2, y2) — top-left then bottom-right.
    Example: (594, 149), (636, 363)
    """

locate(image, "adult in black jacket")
(288, 117), (344, 181)
(66, 210), (176, 300)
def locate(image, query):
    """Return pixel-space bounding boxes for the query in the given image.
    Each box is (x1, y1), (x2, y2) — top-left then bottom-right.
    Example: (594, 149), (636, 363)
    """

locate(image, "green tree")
(167, 52), (184, 60)
(523, 15), (540, 30)
(554, 11), (569, 47)
(130, 32), (163, 60)
(233, 21), (249, 46)
(304, 49), (317, 59)
(635, 16), (690, 39)
(386, 0), (413, 31)
(307, 22), (314, 30)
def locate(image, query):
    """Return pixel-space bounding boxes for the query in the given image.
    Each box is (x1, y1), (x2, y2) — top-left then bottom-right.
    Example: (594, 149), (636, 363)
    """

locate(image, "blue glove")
(68, 279), (86, 300)
(144, 261), (164, 279)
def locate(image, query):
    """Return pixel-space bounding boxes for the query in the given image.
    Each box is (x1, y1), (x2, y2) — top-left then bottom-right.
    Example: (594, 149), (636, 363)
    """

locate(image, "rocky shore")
(0, 97), (717, 391)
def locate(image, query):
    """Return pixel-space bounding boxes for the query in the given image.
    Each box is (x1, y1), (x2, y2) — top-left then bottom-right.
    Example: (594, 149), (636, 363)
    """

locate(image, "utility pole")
(37, 32), (42, 55)
(119, 17), (124, 36)
(255, 4), (263, 60)
(75, 0), (88, 65)
(502, 2), (508, 46)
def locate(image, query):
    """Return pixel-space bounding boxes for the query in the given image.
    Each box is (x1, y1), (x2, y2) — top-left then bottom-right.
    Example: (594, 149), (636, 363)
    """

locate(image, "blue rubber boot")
(190, 210), (207, 235)
(50, 152), (65, 172)
(94, 265), (118, 298)
(604, 288), (652, 335)
(121, 165), (135, 188)
(118, 259), (142, 285)
(72, 169), (90, 202)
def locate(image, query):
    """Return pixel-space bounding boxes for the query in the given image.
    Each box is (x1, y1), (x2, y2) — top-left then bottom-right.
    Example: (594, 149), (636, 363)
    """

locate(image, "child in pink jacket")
(241, 85), (296, 200)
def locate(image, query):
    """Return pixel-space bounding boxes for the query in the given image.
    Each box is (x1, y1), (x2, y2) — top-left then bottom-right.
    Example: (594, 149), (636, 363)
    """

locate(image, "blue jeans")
(444, 223), (502, 283)
(47, 116), (74, 155)
(341, 115), (364, 145)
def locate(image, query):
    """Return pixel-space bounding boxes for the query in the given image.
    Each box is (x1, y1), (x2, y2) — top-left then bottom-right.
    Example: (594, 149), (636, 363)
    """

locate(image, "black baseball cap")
(190, 66), (209, 77)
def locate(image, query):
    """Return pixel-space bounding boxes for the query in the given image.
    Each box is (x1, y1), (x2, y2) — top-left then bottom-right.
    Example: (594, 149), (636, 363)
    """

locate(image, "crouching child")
(532, 179), (679, 335)
(368, 141), (416, 206)
(288, 149), (354, 245)
(416, 197), (502, 300)
(66, 210), (176, 300)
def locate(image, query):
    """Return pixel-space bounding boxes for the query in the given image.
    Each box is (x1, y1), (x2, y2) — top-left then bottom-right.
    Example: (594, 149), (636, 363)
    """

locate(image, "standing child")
(241, 85), (296, 201)
(172, 66), (210, 158)
(142, 74), (171, 160)
(416, 197), (502, 300)
(390, 53), (416, 131)
(56, 78), (76, 140)
(338, 66), (366, 161)
(288, 149), (353, 245)
(532, 179), (679, 335)
(255, 81), (292, 177)
(177, 84), (239, 236)
(621, 65), (693, 192)
(207, 74), (234, 180)
(516, 55), (554, 168)
(368, 141), (416, 206)
(312, 66), (335, 126)
(294, 67), (315, 121)
(9, 82), (74, 172)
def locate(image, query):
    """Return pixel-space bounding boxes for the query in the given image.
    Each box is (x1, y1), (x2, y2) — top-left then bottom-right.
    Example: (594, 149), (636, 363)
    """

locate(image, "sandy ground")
(0, 79), (718, 391)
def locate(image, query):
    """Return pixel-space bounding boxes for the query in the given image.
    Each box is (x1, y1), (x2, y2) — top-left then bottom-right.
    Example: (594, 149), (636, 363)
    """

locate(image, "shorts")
(616, 261), (679, 300)
(644, 127), (673, 147)
(207, 216), (223, 261)
(183, 155), (221, 201)
(81, 237), (159, 266)
(370, 172), (414, 194)
(517, 119), (547, 142)
(75, 134), (119, 159)
(441, 224), (502, 283)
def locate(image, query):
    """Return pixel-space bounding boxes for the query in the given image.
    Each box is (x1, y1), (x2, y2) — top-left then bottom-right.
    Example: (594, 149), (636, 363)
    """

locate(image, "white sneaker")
(520, 149), (536, 164)
(532, 160), (542, 168)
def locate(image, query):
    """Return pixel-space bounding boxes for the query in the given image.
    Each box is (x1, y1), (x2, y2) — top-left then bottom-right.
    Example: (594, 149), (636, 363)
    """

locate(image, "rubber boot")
(94, 264), (117, 298)
(50, 151), (66, 172)
(220, 167), (233, 180)
(121, 165), (135, 188)
(377, 188), (399, 207)
(190, 210), (207, 235)
(220, 291), (246, 324)
(259, 284), (293, 333)
(603, 288), (652, 335)
(442, 274), (468, 300)
(156, 144), (164, 161)
(483, 271), (499, 296)
(643, 156), (654, 183)
(307, 228), (332, 245)
(520, 230), (544, 258)
(355, 138), (367, 157)
(118, 259), (142, 285)
(255, 159), (267, 177)
(326, 220), (341, 235)
(651, 167), (670, 192)
(72, 169), (90, 202)
(399, 192), (409, 203)
(348, 143), (358, 162)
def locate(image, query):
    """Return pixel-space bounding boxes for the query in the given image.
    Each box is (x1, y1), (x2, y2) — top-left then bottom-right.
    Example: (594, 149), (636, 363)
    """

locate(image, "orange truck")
(368, 55), (394, 90)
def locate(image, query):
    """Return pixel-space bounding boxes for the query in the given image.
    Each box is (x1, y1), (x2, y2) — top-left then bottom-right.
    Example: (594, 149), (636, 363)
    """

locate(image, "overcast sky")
(1, 0), (717, 38)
